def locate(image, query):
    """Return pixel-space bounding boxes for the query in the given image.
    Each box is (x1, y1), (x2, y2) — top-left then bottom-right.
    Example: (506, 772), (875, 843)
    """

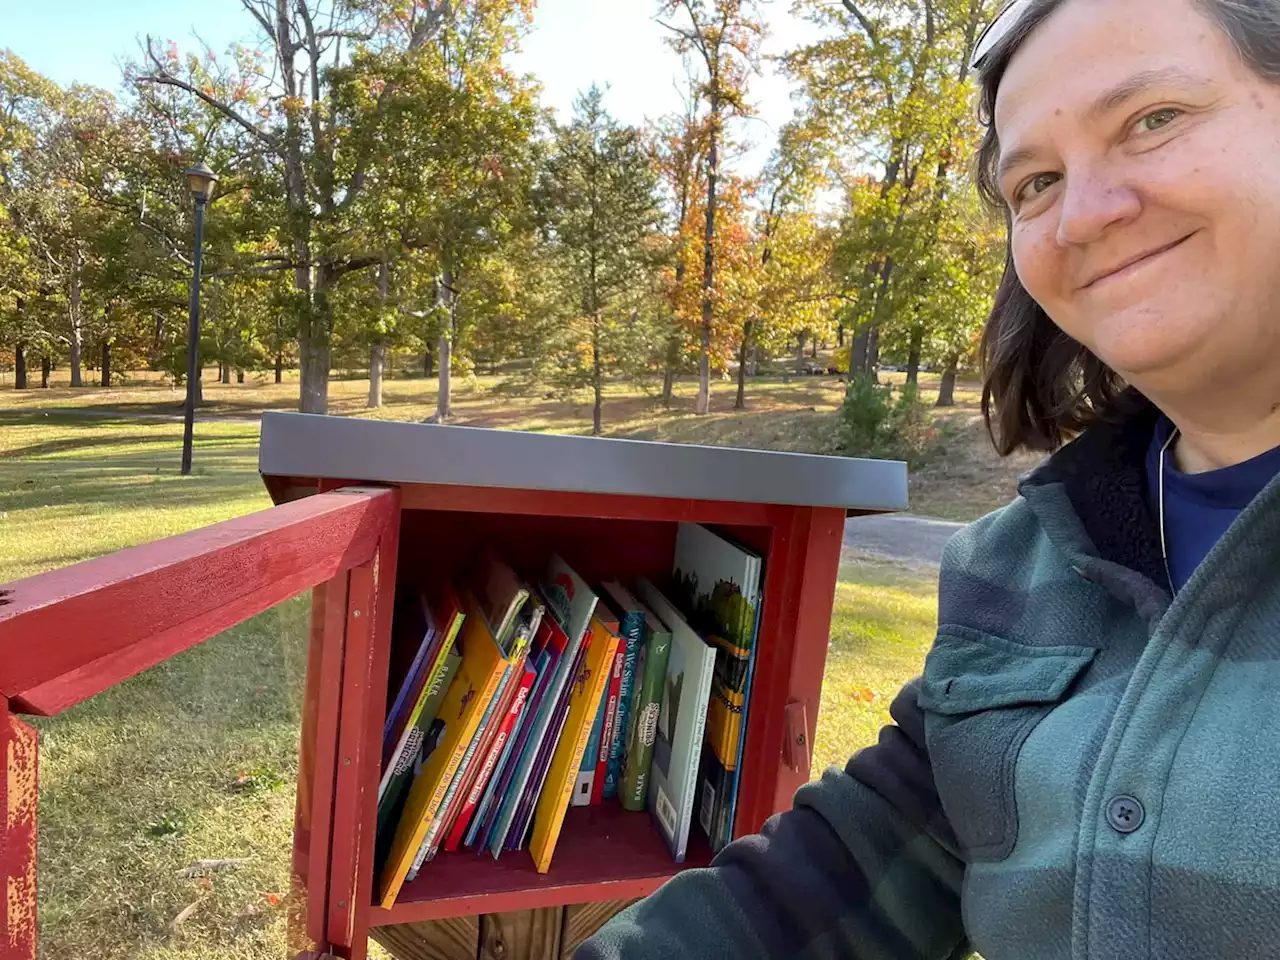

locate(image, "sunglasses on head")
(970, 0), (1033, 71)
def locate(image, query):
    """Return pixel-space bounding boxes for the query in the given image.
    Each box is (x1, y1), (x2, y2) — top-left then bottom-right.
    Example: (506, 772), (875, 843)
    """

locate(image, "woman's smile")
(1078, 230), (1199, 292)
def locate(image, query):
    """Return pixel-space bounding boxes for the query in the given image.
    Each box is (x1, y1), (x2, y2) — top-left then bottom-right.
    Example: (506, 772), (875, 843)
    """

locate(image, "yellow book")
(378, 591), (510, 908)
(528, 615), (620, 874)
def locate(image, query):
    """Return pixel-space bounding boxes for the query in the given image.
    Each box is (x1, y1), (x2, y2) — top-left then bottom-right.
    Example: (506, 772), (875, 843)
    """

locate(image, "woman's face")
(995, 0), (1280, 398)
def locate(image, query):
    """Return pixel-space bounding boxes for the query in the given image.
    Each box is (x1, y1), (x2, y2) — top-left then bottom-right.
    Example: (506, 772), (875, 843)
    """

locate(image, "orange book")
(377, 591), (511, 908)
(528, 615), (620, 874)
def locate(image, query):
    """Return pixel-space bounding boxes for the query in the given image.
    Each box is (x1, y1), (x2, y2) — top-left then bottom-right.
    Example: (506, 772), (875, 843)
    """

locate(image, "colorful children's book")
(468, 554), (531, 651)
(599, 582), (646, 800)
(508, 633), (587, 850)
(485, 556), (598, 858)
(377, 590), (515, 908)
(573, 691), (606, 807)
(619, 600), (673, 813)
(669, 523), (763, 853)
(381, 603), (438, 770)
(411, 641), (529, 874)
(591, 614), (624, 806)
(374, 644), (461, 875)
(471, 605), (570, 851)
(529, 615), (620, 873)
(634, 578), (716, 863)
(445, 663), (536, 853)
(378, 589), (466, 802)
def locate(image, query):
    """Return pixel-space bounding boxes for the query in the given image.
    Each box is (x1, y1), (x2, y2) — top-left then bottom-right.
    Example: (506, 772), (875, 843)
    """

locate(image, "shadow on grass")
(34, 600), (310, 957)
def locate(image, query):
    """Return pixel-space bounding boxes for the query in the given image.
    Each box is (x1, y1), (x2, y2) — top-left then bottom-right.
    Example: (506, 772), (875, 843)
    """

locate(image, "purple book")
(474, 645), (559, 849)
(507, 637), (587, 850)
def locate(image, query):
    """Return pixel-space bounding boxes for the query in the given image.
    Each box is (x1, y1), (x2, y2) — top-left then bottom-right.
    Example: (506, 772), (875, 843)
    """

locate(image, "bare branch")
(839, 1), (879, 46)
(239, 0), (278, 43)
(136, 38), (280, 152)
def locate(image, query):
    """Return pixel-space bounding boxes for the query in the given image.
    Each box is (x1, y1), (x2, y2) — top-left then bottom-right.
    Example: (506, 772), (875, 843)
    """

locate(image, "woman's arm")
(576, 679), (970, 960)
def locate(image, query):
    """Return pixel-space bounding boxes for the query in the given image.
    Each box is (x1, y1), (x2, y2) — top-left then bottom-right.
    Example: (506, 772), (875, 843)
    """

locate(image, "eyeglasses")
(970, 0), (1033, 71)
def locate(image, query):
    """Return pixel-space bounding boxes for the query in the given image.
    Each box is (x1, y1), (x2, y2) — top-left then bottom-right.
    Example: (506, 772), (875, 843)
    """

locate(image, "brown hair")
(973, 0), (1280, 454)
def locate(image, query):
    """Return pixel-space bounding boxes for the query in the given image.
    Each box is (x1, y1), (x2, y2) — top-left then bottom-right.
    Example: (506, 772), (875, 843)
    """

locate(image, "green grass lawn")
(1, 397), (942, 958)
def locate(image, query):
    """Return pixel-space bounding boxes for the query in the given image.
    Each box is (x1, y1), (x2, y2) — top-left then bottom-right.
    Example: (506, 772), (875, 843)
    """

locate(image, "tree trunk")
(298, 269), (334, 415)
(748, 343), (759, 377)
(435, 268), (455, 421)
(14, 342), (26, 389)
(868, 327), (881, 383)
(423, 345), (434, 378)
(849, 327), (869, 377)
(195, 364), (203, 405)
(275, 351), (284, 383)
(101, 340), (110, 387)
(696, 96), (721, 417)
(236, 368), (245, 384)
(40, 356), (50, 388)
(734, 320), (751, 411)
(936, 356), (959, 407)
(794, 331), (808, 375)
(811, 338), (818, 360)
(837, 322), (845, 348)
(220, 363), (231, 385)
(368, 342), (386, 409)
(592, 313), (603, 436)
(906, 324), (924, 385)
(69, 251), (83, 387)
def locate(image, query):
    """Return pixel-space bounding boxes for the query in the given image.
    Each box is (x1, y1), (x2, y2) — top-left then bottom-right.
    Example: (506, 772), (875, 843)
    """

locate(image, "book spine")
(446, 668), (534, 853)
(408, 663), (513, 878)
(473, 648), (556, 849)
(603, 612), (643, 799)
(485, 623), (585, 858)
(468, 661), (547, 849)
(574, 695), (605, 807)
(674, 655), (716, 863)
(378, 645), (457, 803)
(509, 669), (575, 850)
(382, 628), (437, 766)
(592, 648), (624, 804)
(621, 632), (671, 812)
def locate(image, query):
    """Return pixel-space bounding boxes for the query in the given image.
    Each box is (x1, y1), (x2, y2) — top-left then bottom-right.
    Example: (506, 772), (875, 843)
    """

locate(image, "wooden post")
(1, 698), (38, 960)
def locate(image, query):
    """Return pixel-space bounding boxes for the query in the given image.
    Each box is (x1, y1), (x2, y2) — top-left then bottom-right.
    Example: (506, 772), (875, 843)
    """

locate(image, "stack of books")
(373, 524), (765, 909)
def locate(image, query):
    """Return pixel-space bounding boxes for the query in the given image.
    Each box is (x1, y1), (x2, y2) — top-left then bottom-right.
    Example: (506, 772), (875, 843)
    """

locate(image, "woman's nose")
(1056, 168), (1141, 246)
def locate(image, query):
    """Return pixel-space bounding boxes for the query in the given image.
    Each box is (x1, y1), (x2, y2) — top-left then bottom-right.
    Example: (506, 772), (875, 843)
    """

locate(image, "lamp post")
(181, 162), (218, 476)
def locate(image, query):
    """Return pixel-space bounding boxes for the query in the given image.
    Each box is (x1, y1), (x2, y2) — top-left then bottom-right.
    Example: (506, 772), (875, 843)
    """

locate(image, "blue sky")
(2, 0), (823, 175)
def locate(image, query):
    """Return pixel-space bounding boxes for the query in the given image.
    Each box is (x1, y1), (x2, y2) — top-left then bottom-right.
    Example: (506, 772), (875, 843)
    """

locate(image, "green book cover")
(619, 598), (673, 813)
(374, 645), (462, 873)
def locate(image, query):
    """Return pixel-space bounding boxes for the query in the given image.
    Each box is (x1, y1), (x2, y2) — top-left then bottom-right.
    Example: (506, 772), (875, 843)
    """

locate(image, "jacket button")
(1107, 795), (1145, 834)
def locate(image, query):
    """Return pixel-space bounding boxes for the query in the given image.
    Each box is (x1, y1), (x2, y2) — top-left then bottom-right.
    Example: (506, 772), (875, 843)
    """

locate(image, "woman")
(579, 0), (1280, 957)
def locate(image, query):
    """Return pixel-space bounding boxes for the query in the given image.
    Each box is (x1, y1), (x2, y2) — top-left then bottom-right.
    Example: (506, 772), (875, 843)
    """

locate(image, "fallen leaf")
(196, 877), (213, 891)
(263, 892), (282, 907)
(175, 858), (250, 878)
(170, 899), (202, 931)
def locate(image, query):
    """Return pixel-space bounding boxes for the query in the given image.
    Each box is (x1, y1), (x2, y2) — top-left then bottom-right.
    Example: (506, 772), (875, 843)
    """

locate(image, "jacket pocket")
(920, 626), (1096, 863)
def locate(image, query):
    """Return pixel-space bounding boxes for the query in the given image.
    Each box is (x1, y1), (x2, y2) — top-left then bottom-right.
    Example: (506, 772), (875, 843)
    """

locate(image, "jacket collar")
(1018, 396), (1169, 590)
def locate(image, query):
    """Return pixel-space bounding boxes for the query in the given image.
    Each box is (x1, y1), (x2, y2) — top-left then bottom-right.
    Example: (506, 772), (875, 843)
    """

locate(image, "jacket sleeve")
(574, 678), (969, 960)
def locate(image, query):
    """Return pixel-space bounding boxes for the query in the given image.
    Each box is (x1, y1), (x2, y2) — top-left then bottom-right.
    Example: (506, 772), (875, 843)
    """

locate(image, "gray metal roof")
(258, 412), (907, 514)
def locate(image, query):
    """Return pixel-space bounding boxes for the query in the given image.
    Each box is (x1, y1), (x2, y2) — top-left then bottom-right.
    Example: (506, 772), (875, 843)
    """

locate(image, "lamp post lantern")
(181, 162), (218, 476)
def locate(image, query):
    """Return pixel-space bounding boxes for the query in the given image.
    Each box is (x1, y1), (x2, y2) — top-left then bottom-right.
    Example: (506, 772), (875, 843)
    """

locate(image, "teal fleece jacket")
(577, 402), (1280, 959)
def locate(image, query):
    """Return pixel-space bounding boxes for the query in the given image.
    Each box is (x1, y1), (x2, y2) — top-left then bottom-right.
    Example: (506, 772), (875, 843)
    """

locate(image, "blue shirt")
(1145, 417), (1280, 591)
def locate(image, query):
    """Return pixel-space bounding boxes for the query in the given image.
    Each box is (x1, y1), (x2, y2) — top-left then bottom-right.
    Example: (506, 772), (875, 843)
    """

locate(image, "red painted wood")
(729, 506), (843, 838)
(374, 804), (714, 926)
(1, 699), (38, 960)
(397, 483), (779, 526)
(0, 487), (398, 713)
(348, 519), (400, 957)
(288, 588), (337, 960)
(776, 507), (846, 809)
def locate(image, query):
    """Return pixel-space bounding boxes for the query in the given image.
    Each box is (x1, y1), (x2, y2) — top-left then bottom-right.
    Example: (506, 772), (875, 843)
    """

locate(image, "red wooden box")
(0, 413), (905, 960)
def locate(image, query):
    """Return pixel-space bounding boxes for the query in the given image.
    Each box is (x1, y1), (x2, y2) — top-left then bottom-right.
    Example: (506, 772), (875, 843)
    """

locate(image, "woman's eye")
(1137, 108), (1181, 133)
(1015, 173), (1060, 206)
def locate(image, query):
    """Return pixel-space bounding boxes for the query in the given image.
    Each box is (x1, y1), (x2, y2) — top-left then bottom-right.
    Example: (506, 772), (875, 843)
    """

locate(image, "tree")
(658, 0), (766, 415)
(535, 86), (664, 434)
(134, 1), (533, 415)
(787, 0), (1000, 391)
